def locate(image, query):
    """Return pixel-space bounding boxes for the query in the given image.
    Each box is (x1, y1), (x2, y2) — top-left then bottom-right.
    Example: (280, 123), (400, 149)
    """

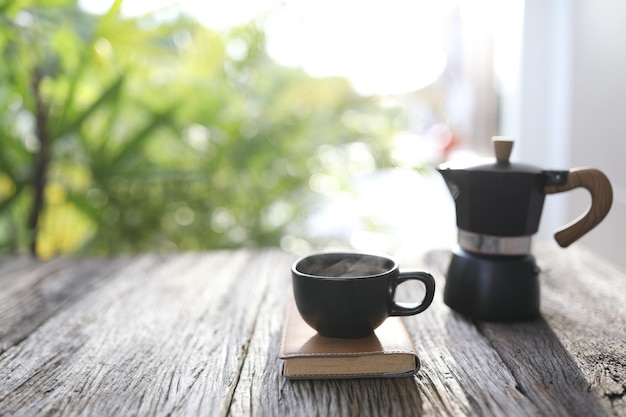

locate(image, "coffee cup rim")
(292, 252), (398, 280)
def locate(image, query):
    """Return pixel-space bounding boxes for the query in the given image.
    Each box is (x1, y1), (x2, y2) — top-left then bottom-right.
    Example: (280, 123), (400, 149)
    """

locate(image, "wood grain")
(0, 257), (128, 355)
(421, 247), (625, 417)
(0, 246), (624, 417)
(0, 251), (280, 416)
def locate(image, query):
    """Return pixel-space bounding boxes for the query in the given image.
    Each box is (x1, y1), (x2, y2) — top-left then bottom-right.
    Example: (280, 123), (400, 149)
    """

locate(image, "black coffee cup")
(291, 252), (436, 338)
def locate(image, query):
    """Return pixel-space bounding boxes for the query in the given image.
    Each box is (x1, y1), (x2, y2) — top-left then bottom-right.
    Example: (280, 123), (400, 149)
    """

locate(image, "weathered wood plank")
(0, 246), (624, 417)
(424, 246), (625, 417)
(229, 246), (626, 417)
(0, 256), (128, 355)
(229, 251), (434, 417)
(231, 253), (479, 417)
(537, 246), (626, 416)
(230, 250), (535, 417)
(0, 250), (277, 416)
(406, 250), (542, 417)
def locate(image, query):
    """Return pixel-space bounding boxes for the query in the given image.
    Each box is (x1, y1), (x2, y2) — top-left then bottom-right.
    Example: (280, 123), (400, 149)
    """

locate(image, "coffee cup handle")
(544, 167), (613, 247)
(390, 271), (436, 316)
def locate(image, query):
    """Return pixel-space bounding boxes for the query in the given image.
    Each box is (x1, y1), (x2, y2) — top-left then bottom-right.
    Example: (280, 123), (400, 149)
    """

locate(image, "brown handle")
(544, 167), (613, 247)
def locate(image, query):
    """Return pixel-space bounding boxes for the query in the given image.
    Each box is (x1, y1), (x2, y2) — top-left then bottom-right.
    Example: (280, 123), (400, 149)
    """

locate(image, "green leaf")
(0, 139), (30, 180)
(103, 0), (124, 21)
(108, 105), (177, 170)
(65, 191), (104, 226)
(0, 182), (24, 214)
(56, 73), (125, 138)
(0, 0), (25, 14)
(56, 1), (126, 132)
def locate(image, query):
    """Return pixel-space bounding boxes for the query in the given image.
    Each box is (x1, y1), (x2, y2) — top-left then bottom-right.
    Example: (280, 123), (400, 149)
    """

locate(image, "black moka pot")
(437, 137), (613, 321)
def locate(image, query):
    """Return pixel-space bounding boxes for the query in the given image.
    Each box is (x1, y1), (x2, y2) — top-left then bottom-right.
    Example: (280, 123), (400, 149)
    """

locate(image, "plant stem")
(27, 70), (51, 258)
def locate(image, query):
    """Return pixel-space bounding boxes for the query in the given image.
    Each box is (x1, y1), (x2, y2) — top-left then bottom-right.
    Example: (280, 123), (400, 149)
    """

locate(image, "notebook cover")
(279, 297), (420, 379)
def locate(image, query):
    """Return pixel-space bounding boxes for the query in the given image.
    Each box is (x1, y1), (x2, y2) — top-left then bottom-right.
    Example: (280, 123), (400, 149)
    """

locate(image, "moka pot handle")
(544, 168), (613, 247)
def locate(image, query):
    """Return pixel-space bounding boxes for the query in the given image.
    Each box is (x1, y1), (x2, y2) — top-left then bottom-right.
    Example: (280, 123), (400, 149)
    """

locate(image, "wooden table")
(1, 246), (625, 416)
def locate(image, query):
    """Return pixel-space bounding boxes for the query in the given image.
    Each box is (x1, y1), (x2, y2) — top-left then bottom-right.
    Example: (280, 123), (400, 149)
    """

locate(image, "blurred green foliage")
(0, 0), (402, 257)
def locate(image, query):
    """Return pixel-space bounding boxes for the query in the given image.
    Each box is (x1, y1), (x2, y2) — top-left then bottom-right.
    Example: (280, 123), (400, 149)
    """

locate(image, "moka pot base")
(444, 247), (541, 322)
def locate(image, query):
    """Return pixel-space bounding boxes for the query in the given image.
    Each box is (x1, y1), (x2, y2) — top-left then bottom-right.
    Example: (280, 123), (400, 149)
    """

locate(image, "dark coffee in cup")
(304, 256), (389, 277)
(291, 252), (436, 338)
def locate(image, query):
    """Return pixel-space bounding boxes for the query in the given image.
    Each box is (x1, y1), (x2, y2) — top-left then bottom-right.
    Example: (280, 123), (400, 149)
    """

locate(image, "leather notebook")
(279, 298), (420, 379)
